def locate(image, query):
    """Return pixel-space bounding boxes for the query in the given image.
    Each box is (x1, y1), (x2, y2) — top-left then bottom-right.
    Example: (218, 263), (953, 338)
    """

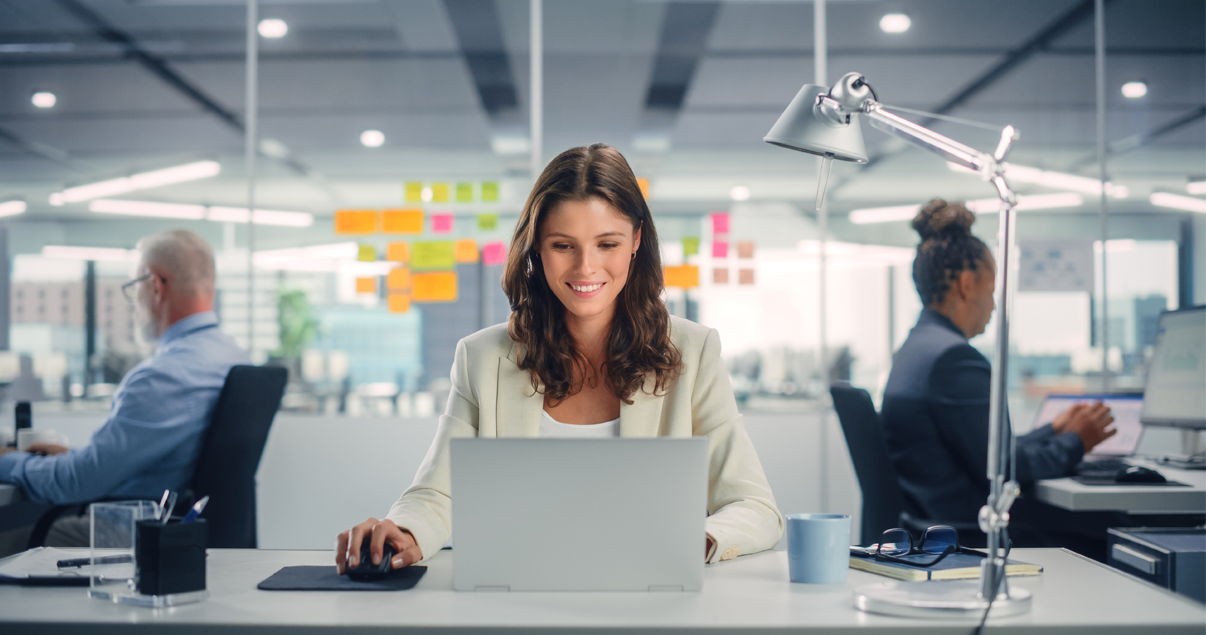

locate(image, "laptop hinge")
(474, 585), (510, 592)
(648, 585), (685, 592)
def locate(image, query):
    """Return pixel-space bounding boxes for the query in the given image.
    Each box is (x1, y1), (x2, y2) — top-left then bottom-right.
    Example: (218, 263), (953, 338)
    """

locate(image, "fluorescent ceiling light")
(0, 200), (27, 217)
(52, 161), (221, 204)
(947, 162), (1127, 199)
(360, 130), (385, 147)
(258, 18), (288, 38)
(849, 192), (1083, 224)
(42, 245), (138, 262)
(1151, 192), (1206, 213)
(1186, 181), (1206, 195)
(90, 199), (314, 227)
(730, 185), (751, 201)
(1121, 81), (1147, 99)
(31, 92), (56, 108)
(254, 242), (392, 273)
(879, 13), (911, 33)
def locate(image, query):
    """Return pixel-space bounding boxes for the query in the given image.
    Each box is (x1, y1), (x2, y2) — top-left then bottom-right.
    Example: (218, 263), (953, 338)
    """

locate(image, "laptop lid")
(1031, 394), (1145, 458)
(450, 438), (707, 592)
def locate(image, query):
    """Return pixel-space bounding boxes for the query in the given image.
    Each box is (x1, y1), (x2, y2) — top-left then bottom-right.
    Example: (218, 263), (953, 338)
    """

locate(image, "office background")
(0, 0), (1202, 550)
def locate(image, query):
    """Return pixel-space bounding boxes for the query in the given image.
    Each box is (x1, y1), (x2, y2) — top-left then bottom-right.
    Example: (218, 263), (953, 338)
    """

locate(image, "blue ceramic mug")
(786, 513), (851, 584)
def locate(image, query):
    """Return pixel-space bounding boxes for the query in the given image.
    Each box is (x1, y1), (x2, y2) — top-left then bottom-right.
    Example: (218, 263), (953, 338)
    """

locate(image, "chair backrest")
(830, 383), (907, 546)
(190, 365), (287, 548)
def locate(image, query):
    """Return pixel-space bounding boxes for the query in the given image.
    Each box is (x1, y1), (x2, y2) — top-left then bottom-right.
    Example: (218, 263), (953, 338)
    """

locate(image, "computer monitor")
(1140, 306), (1206, 429)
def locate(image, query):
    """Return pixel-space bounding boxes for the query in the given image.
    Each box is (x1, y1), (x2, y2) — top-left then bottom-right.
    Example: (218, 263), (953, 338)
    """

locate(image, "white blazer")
(386, 315), (785, 564)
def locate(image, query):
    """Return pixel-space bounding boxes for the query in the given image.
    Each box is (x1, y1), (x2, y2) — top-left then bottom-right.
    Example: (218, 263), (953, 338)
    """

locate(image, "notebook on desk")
(849, 550), (1043, 582)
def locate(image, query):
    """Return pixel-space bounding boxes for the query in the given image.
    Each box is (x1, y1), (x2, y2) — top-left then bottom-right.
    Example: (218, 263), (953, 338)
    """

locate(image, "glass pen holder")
(88, 500), (209, 607)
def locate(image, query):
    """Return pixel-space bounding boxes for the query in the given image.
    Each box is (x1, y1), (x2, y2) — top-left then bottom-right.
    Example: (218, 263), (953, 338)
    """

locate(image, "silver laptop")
(450, 438), (707, 592)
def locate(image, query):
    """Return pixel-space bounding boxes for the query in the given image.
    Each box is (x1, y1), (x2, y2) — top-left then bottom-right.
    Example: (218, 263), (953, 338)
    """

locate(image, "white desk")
(0, 548), (1202, 633)
(1035, 459), (1206, 514)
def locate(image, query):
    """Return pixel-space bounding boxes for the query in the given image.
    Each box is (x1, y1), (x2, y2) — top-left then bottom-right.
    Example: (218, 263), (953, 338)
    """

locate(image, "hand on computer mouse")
(335, 517), (423, 575)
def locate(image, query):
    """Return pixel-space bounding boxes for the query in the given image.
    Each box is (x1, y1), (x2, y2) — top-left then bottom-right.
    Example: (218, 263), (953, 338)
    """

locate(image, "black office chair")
(188, 365), (287, 549)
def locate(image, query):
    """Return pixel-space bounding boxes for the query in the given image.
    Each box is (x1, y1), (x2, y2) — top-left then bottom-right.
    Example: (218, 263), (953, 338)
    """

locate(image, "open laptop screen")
(1031, 394), (1145, 457)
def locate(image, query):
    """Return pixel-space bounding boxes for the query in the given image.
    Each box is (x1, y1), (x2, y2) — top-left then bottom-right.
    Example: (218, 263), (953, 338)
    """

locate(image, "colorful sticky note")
(664, 265), (699, 289)
(386, 242), (410, 263)
(711, 212), (730, 235)
(713, 268), (729, 284)
(431, 182), (449, 203)
(456, 182), (474, 203)
(737, 241), (755, 259)
(431, 213), (454, 234)
(388, 293), (412, 313)
(412, 271), (458, 302)
(383, 209), (424, 234)
(482, 241), (507, 266)
(481, 181), (499, 202)
(334, 209), (377, 235)
(355, 277), (377, 294)
(637, 177), (650, 200)
(405, 182), (424, 203)
(412, 241), (456, 270)
(357, 245), (376, 262)
(454, 239), (479, 263)
(387, 267), (411, 291)
(712, 241), (729, 258)
(738, 268), (755, 285)
(478, 213), (498, 231)
(683, 237), (700, 257)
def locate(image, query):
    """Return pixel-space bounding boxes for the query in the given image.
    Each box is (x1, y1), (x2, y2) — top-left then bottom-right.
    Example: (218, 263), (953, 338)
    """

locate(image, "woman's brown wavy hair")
(502, 143), (682, 405)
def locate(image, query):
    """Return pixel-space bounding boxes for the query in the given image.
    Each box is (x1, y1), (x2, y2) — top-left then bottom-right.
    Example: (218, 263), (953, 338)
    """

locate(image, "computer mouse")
(346, 542), (396, 580)
(1115, 466), (1167, 484)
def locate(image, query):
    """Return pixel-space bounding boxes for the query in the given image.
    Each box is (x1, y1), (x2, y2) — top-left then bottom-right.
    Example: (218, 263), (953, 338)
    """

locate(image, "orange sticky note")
(737, 241), (755, 259)
(637, 177), (650, 199)
(713, 268), (729, 284)
(388, 293), (411, 313)
(454, 239), (479, 263)
(387, 267), (411, 291)
(383, 209), (424, 234)
(738, 268), (755, 285)
(664, 265), (699, 289)
(355, 277), (377, 294)
(412, 271), (458, 302)
(386, 242), (410, 262)
(335, 209), (377, 235)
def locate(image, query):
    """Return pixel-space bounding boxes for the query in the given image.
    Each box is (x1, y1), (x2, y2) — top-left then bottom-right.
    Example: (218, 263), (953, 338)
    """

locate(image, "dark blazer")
(881, 309), (1084, 523)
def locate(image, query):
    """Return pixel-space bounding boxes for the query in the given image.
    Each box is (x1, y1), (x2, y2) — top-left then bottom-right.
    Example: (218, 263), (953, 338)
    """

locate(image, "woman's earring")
(630, 252), (636, 260)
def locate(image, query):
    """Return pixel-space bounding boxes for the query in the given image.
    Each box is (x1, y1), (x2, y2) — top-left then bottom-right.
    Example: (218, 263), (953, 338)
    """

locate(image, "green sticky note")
(412, 241), (456, 270)
(357, 244), (377, 262)
(456, 182), (474, 203)
(405, 182), (423, 203)
(481, 181), (499, 202)
(478, 213), (498, 231)
(683, 237), (700, 257)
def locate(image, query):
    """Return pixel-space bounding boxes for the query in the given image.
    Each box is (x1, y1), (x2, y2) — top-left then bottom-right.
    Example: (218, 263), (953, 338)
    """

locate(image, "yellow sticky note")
(412, 241), (456, 270)
(478, 213), (498, 231)
(388, 293), (411, 313)
(431, 182), (449, 203)
(664, 265), (699, 289)
(683, 237), (700, 257)
(357, 245), (376, 262)
(481, 181), (499, 202)
(405, 182), (424, 202)
(413, 271), (458, 302)
(386, 242), (410, 262)
(456, 182), (474, 203)
(383, 209), (424, 234)
(387, 267), (411, 291)
(637, 177), (650, 200)
(454, 239), (479, 263)
(355, 277), (377, 294)
(334, 209), (377, 235)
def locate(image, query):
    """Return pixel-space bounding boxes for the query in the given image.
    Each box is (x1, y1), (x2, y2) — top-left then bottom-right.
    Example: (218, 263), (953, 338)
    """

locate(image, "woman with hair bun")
(880, 199), (1116, 551)
(335, 144), (783, 573)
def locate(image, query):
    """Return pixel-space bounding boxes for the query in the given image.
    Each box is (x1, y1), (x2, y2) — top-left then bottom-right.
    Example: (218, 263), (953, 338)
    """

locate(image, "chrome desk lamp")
(766, 72), (1029, 619)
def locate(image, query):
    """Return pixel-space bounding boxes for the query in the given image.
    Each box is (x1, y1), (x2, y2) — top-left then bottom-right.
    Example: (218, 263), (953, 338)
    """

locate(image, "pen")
(161, 491), (178, 525)
(158, 489), (171, 521)
(57, 555), (132, 569)
(181, 496), (209, 524)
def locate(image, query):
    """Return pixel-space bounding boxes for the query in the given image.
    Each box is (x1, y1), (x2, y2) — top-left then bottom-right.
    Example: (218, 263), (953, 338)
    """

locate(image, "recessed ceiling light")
(360, 130), (385, 148)
(258, 18), (288, 39)
(1121, 81), (1147, 98)
(31, 92), (56, 108)
(730, 185), (751, 201)
(879, 13), (911, 34)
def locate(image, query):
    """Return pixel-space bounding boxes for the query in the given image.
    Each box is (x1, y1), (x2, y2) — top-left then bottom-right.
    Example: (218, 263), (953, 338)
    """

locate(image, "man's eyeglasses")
(850, 525), (961, 568)
(121, 274), (161, 302)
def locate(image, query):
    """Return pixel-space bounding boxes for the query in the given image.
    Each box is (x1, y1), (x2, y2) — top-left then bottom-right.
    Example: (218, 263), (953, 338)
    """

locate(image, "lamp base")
(853, 581), (1032, 619)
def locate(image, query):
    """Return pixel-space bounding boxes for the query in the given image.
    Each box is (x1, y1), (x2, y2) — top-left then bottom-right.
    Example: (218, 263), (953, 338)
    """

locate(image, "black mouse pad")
(257, 566), (426, 591)
(1071, 476), (1190, 487)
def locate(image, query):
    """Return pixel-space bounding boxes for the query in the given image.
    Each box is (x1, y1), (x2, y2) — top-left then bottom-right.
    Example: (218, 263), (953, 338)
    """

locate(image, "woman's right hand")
(335, 517), (424, 575)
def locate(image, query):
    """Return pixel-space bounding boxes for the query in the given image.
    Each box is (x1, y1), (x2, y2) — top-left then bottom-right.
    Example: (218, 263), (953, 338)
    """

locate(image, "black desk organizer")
(135, 518), (208, 598)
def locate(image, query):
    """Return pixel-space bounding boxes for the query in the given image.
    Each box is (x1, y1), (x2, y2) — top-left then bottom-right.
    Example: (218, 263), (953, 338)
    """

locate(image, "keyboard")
(1075, 457), (1131, 476)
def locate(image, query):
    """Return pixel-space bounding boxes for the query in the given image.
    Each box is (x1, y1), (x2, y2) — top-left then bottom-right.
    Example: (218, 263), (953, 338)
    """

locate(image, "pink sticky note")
(482, 241), (507, 266)
(711, 213), (730, 235)
(431, 213), (454, 234)
(712, 241), (729, 258)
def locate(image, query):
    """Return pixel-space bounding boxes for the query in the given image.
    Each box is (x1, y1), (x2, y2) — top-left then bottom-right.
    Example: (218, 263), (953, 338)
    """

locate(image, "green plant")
(274, 289), (318, 358)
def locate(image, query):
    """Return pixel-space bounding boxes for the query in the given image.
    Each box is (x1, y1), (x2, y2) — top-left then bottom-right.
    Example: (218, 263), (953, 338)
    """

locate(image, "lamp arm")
(863, 104), (990, 174)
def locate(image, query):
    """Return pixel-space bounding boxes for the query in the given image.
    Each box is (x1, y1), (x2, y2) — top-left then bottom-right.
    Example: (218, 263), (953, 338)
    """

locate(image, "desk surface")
(1, 548), (1202, 634)
(1034, 458), (1206, 514)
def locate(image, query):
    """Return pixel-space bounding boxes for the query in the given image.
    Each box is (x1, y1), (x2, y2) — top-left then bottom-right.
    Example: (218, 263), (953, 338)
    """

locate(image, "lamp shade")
(764, 85), (868, 163)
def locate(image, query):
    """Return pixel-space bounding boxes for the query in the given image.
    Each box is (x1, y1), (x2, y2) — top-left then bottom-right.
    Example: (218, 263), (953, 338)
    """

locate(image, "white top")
(539, 409), (621, 438)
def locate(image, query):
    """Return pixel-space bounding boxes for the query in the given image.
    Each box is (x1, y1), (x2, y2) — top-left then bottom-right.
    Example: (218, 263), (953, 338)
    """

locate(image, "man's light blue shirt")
(0, 311), (249, 505)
